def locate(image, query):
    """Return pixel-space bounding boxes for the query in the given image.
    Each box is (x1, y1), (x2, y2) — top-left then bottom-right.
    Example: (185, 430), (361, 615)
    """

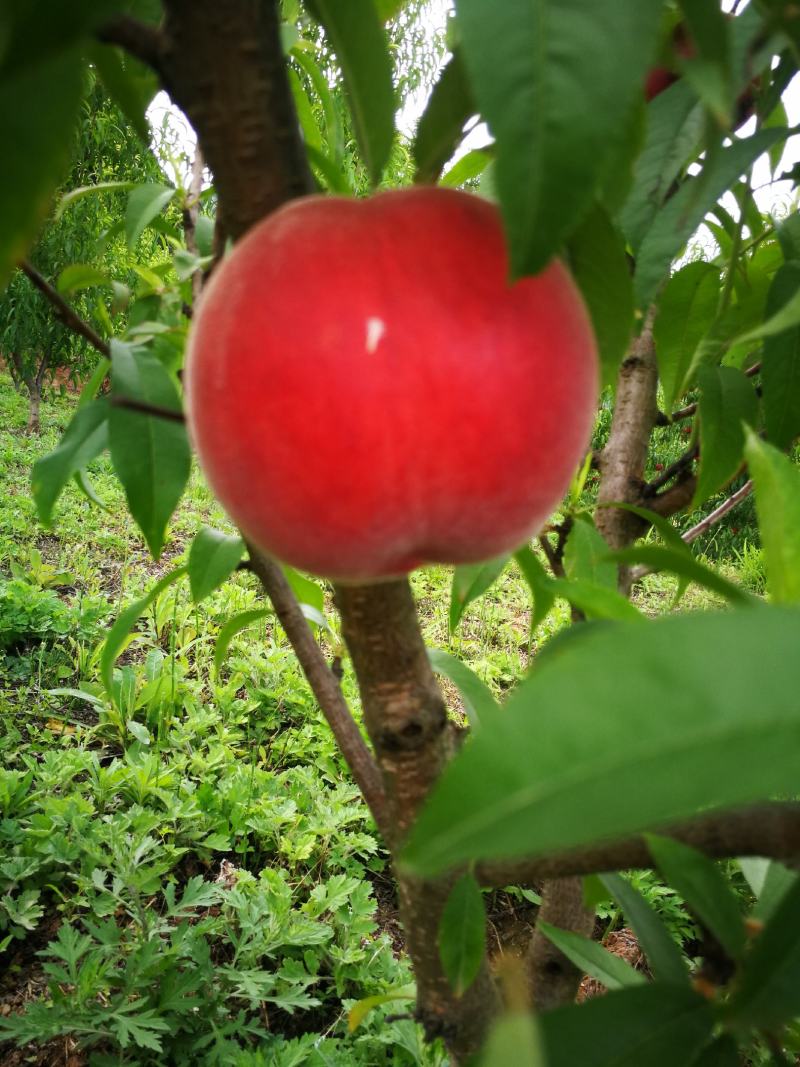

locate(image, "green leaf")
(746, 860), (797, 923)
(728, 877), (800, 1030)
(89, 42), (158, 144)
(56, 264), (114, 296)
(31, 399), (109, 525)
(292, 48), (345, 166)
(449, 556), (509, 634)
(481, 1012), (545, 1067)
(563, 515), (617, 590)
(654, 262), (722, 411)
(347, 986), (416, 1033)
(428, 648), (500, 730)
(692, 366), (758, 508)
(100, 567), (187, 700)
(759, 264), (800, 450)
(214, 609), (273, 675)
(690, 1036), (740, 1066)
(455, 0), (663, 276)
(414, 51), (475, 184)
(288, 66), (323, 152)
(600, 873), (690, 987)
(440, 147), (493, 188)
(282, 566), (325, 616)
(646, 835), (746, 960)
(514, 546), (556, 630)
(550, 578), (645, 622)
(598, 502), (689, 555)
(539, 985), (714, 1067)
(537, 922), (645, 991)
(109, 341), (191, 559)
(635, 128), (787, 309)
(567, 205), (634, 390)
(126, 719), (151, 745)
(402, 606), (800, 876)
(607, 546), (752, 605)
(188, 527), (245, 603)
(55, 180), (138, 220)
(307, 0), (395, 185)
(744, 431), (800, 603)
(620, 80), (703, 253)
(0, 46), (83, 286)
(438, 873), (486, 997)
(125, 184), (176, 249)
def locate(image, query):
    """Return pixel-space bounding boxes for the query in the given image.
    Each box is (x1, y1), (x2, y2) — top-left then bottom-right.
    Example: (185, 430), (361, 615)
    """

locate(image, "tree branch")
(683, 479), (753, 544)
(527, 879), (594, 1010)
(20, 262), (110, 358)
(478, 802), (800, 886)
(110, 395), (186, 423)
(245, 547), (388, 835)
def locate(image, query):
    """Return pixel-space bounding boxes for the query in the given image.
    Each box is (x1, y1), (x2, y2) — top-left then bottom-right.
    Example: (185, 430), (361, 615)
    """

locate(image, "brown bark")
(527, 879), (594, 1010)
(336, 580), (498, 1061)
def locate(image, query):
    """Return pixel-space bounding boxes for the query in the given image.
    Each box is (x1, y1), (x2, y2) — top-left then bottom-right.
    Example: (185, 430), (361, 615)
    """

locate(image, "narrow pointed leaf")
(759, 264), (800, 449)
(550, 578), (644, 622)
(402, 607), (800, 877)
(744, 431), (800, 603)
(428, 648), (500, 730)
(654, 262), (721, 412)
(646, 835), (746, 960)
(414, 51), (475, 183)
(537, 922), (645, 991)
(455, 0), (663, 275)
(32, 399), (109, 525)
(214, 609), (273, 675)
(600, 873), (690, 987)
(188, 527), (245, 603)
(692, 366), (758, 508)
(449, 556), (509, 634)
(307, 0), (395, 184)
(606, 546), (752, 605)
(125, 184), (176, 249)
(564, 515), (617, 590)
(514, 546), (556, 630)
(100, 567), (187, 700)
(438, 873), (486, 997)
(348, 986), (415, 1033)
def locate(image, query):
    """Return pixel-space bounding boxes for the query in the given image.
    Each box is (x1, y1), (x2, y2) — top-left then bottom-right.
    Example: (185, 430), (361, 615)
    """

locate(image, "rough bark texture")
(527, 879), (594, 1010)
(336, 580), (498, 1061)
(595, 313), (659, 586)
(161, 0), (312, 243)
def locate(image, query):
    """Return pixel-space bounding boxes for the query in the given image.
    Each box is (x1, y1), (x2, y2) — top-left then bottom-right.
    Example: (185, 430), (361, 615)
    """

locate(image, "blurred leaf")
(537, 922), (645, 991)
(741, 858), (798, 923)
(307, 0), (395, 185)
(455, 0), (663, 275)
(100, 566), (187, 700)
(402, 607), (800, 876)
(646, 835), (746, 960)
(481, 1011), (545, 1067)
(514, 545), (556, 630)
(89, 42), (158, 144)
(690, 1036), (741, 1066)
(56, 264), (114, 296)
(348, 985), (415, 1033)
(728, 877), (800, 1031)
(607, 545), (752, 605)
(692, 366), (758, 507)
(281, 566), (325, 616)
(539, 985), (714, 1067)
(188, 527), (245, 603)
(414, 51), (475, 183)
(654, 261), (721, 412)
(125, 184), (176, 249)
(635, 128), (786, 309)
(563, 515), (617, 590)
(744, 431), (800, 603)
(440, 147), (493, 188)
(549, 578), (644, 622)
(31, 399), (109, 525)
(759, 264), (800, 450)
(438, 873), (486, 997)
(214, 609), (272, 675)
(109, 341), (190, 558)
(620, 80), (703, 253)
(0, 47), (83, 287)
(567, 205), (634, 390)
(600, 873), (690, 986)
(449, 556), (509, 634)
(428, 648), (500, 730)
(126, 719), (151, 745)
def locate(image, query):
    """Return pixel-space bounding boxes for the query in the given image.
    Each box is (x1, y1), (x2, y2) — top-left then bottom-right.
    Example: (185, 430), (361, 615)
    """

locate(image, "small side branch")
(683, 479), (753, 545)
(246, 547), (388, 836)
(111, 396), (186, 423)
(478, 802), (800, 886)
(20, 262), (110, 358)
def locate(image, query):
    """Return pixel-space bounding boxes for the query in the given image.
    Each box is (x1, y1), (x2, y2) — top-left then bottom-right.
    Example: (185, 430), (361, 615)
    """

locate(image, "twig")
(683, 479), (753, 545)
(478, 802), (800, 887)
(110, 395), (186, 423)
(645, 444), (698, 494)
(96, 14), (167, 80)
(655, 362), (761, 428)
(245, 546), (388, 836)
(20, 262), (110, 358)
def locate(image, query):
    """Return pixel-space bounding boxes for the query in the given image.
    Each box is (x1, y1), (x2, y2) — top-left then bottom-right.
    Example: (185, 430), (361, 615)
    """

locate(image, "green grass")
(0, 374), (759, 1065)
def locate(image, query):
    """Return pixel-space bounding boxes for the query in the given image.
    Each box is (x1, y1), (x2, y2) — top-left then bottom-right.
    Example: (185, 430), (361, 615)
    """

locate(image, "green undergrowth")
(0, 376), (759, 1064)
